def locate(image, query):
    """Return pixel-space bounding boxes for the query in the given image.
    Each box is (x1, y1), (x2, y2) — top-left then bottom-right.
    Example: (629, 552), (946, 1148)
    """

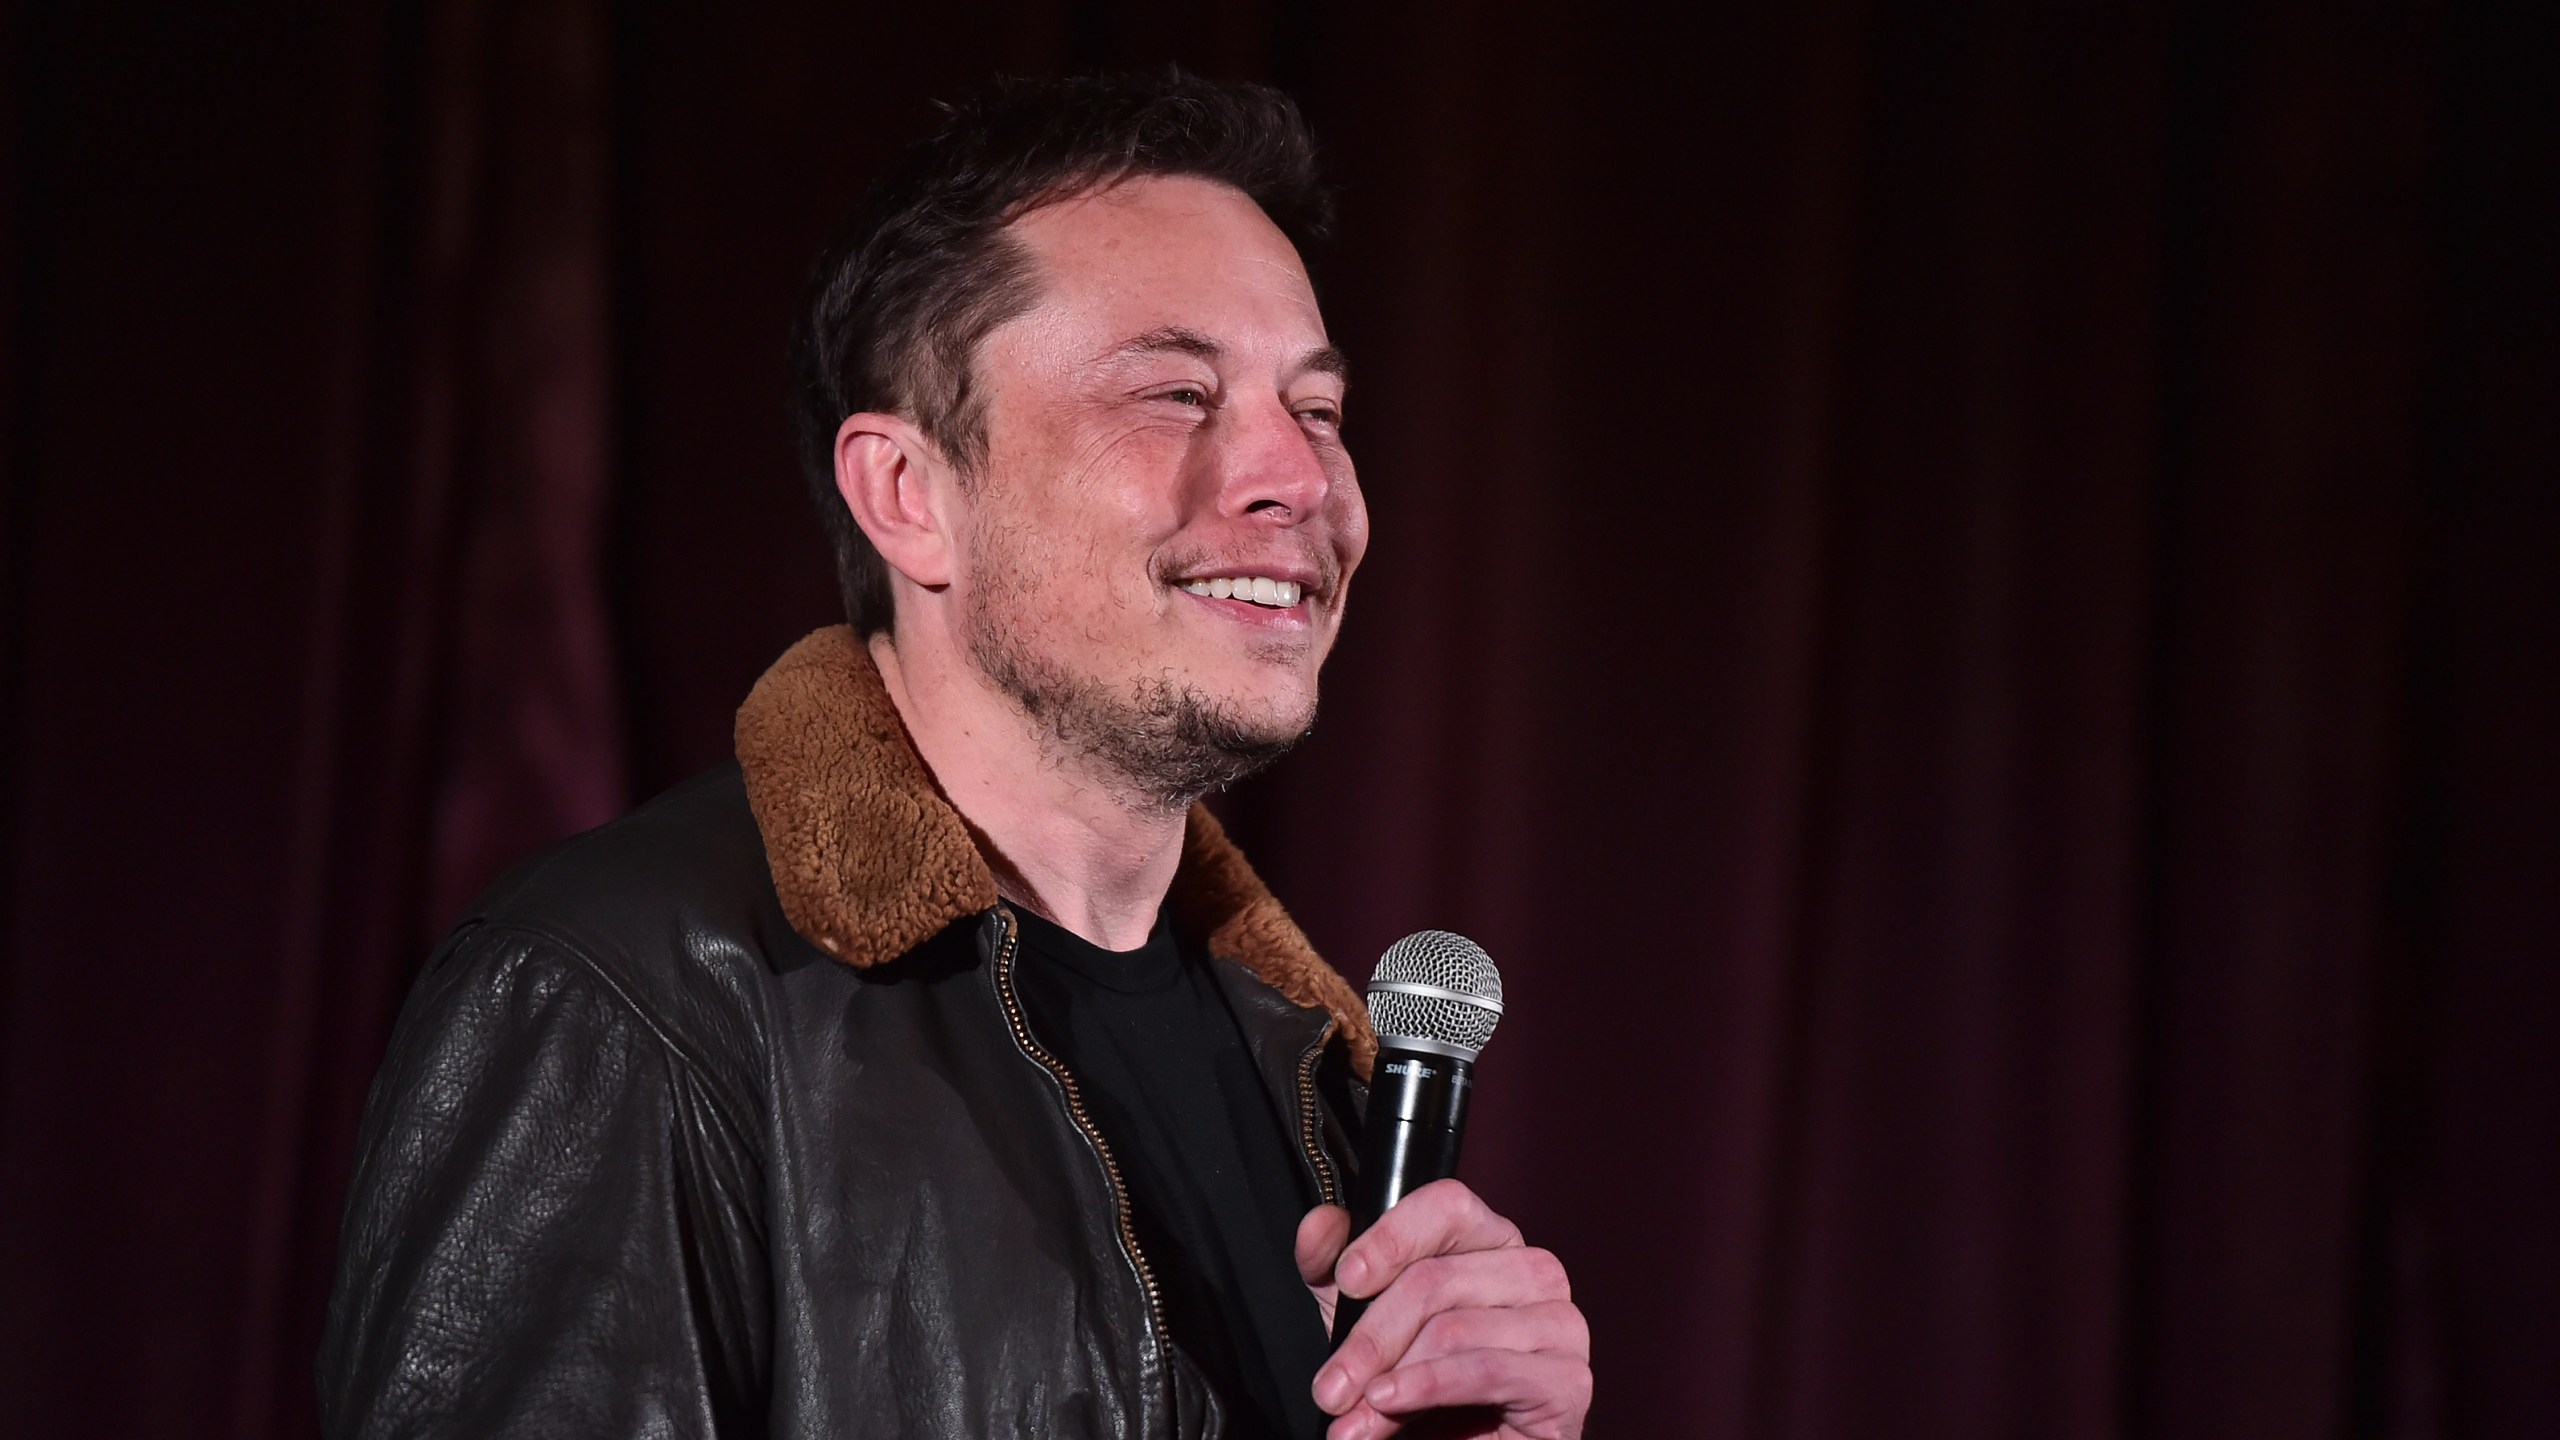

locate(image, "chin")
(1198, 672), (1320, 740)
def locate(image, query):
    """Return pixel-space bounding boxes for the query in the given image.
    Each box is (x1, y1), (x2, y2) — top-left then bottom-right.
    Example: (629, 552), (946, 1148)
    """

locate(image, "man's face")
(949, 175), (1368, 804)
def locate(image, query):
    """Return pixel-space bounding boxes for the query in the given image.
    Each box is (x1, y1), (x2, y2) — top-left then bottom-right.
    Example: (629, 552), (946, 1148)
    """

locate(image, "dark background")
(3, 1), (2553, 1437)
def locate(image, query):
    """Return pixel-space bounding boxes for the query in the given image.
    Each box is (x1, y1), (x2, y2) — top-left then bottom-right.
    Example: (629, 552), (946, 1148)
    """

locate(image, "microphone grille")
(1366, 930), (1504, 1058)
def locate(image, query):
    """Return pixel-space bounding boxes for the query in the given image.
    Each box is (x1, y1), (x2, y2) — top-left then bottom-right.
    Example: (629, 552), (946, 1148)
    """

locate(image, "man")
(322, 73), (1590, 1440)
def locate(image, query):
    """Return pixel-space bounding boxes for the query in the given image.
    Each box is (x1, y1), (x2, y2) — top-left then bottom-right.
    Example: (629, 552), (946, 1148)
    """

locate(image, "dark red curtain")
(2, 3), (2551, 1438)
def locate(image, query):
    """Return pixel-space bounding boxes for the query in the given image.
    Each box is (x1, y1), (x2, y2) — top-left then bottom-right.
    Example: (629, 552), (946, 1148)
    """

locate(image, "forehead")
(1000, 174), (1327, 352)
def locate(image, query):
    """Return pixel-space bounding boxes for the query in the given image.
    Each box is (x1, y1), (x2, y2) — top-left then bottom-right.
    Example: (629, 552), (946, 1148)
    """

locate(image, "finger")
(1335, 1179), (1522, 1300)
(1324, 1399), (1431, 1440)
(1365, 1346), (1594, 1431)
(1314, 1246), (1572, 1407)
(1397, 1299), (1589, 1369)
(1297, 1203), (1352, 1286)
(1324, 1400), (1384, 1440)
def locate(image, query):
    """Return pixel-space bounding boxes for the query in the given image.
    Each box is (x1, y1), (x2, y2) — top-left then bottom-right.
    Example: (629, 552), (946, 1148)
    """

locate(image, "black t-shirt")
(1007, 903), (1332, 1440)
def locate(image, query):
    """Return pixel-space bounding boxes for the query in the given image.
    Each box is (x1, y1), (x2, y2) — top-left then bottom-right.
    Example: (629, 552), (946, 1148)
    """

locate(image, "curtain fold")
(1, 3), (623, 1435)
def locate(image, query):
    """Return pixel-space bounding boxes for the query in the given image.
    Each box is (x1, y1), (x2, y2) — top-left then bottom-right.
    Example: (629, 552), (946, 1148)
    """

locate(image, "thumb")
(1295, 1204), (1351, 1287)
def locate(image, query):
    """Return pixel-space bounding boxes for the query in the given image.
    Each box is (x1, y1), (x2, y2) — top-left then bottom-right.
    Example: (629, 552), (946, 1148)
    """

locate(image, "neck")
(869, 628), (1185, 951)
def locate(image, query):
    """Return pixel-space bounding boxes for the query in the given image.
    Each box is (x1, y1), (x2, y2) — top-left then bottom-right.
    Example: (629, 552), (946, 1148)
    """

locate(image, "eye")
(1296, 403), (1344, 430)
(1163, 387), (1209, 408)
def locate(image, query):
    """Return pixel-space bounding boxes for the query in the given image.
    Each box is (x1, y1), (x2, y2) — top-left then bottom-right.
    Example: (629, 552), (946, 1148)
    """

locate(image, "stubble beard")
(963, 593), (1313, 813)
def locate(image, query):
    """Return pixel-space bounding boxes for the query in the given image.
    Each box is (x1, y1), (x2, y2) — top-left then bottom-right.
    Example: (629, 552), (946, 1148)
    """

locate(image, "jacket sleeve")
(319, 924), (770, 1439)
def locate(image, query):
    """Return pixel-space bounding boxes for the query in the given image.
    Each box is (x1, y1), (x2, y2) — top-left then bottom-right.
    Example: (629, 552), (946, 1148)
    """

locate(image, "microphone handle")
(1329, 1049), (1475, 1349)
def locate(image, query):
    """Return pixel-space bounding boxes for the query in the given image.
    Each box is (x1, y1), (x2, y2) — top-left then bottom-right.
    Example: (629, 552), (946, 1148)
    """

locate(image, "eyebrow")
(1101, 325), (1350, 384)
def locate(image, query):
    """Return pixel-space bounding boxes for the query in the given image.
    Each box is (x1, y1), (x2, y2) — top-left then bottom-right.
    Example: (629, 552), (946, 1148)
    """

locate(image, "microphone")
(1330, 930), (1505, 1349)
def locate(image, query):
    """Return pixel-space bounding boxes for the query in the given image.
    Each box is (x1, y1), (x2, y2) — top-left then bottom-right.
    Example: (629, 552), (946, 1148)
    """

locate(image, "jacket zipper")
(1294, 1019), (1342, 1208)
(985, 909), (1172, 1350)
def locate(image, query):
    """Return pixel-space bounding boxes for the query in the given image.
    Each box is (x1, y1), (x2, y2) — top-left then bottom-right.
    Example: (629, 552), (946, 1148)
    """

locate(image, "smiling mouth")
(1177, 575), (1303, 609)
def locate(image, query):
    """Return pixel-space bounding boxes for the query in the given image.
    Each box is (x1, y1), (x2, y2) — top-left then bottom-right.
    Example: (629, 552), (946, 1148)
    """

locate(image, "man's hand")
(1295, 1179), (1590, 1440)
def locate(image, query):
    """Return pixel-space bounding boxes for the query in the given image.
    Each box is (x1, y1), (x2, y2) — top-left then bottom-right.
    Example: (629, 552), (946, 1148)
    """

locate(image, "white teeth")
(1177, 575), (1306, 609)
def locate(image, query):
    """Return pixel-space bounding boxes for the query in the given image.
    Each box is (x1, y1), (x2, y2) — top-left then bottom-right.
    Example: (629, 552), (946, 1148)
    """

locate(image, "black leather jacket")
(319, 629), (1376, 1438)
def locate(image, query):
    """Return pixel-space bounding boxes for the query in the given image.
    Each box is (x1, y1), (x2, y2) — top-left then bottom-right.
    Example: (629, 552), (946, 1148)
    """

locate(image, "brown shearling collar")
(734, 626), (1376, 1079)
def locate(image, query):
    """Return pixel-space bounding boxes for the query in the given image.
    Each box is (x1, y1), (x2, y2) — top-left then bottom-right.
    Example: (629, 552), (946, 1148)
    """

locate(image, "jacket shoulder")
(329, 827), (775, 1435)
(466, 764), (794, 964)
(440, 763), (818, 1075)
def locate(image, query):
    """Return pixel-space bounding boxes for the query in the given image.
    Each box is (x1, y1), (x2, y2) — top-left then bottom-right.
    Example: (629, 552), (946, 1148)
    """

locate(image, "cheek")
(1046, 519), (1171, 635)
(1330, 475), (1372, 573)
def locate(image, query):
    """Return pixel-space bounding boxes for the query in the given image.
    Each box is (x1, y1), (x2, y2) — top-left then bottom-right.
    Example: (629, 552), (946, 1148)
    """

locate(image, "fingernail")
(1314, 1365), (1350, 1412)
(1368, 1375), (1401, 1408)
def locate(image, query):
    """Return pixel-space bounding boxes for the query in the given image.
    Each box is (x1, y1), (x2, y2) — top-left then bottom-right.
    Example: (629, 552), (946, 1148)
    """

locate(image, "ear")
(834, 412), (958, 590)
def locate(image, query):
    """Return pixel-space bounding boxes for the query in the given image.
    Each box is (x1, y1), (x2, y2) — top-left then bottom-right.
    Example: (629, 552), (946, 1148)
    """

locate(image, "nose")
(1212, 392), (1334, 523)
